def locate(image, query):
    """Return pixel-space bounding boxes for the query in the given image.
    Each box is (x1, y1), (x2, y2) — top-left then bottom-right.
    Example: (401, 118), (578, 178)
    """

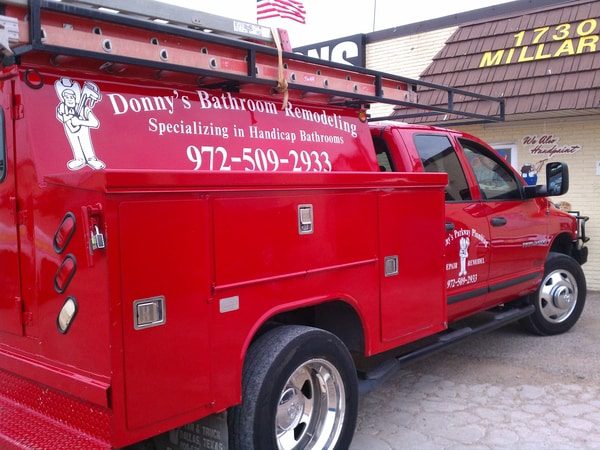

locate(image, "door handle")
(445, 222), (455, 232)
(491, 217), (507, 227)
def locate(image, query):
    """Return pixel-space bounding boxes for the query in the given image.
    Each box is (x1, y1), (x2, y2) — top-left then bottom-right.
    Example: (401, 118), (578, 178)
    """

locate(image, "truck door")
(411, 133), (492, 316)
(0, 104), (23, 335)
(458, 138), (547, 301)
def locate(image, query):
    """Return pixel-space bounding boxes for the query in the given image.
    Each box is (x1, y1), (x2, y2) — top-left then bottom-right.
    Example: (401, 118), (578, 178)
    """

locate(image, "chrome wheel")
(275, 358), (346, 450)
(538, 268), (578, 324)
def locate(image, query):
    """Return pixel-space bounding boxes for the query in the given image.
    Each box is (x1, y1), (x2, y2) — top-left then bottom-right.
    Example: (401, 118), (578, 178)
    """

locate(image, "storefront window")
(492, 144), (518, 170)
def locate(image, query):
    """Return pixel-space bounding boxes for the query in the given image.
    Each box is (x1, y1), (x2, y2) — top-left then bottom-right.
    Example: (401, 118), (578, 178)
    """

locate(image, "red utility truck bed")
(1, 170), (447, 447)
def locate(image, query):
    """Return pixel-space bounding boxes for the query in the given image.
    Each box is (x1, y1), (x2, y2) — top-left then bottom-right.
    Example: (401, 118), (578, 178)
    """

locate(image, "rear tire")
(521, 252), (586, 336)
(228, 325), (358, 450)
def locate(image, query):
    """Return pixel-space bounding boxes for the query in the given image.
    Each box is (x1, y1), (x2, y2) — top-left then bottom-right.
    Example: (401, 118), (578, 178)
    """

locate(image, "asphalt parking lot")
(351, 291), (600, 450)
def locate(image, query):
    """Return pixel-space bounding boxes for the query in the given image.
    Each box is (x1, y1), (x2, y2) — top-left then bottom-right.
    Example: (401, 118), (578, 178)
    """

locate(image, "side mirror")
(546, 162), (569, 196)
(522, 162), (569, 198)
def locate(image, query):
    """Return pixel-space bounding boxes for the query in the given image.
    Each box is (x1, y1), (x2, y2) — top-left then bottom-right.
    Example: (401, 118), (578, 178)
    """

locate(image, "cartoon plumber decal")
(55, 78), (105, 170)
(458, 236), (470, 276)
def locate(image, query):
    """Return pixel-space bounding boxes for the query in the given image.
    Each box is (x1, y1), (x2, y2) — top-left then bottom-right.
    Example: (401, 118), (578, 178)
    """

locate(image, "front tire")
(521, 252), (586, 335)
(228, 325), (358, 450)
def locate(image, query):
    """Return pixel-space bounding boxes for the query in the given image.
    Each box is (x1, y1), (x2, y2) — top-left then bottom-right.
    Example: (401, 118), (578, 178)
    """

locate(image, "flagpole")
(372, 0), (377, 32)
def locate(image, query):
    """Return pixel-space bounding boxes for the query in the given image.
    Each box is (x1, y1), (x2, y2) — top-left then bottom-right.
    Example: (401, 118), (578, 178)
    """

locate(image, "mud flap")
(151, 413), (229, 450)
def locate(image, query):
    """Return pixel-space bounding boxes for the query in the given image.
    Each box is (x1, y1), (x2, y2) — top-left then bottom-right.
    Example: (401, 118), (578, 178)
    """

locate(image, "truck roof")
(369, 121), (499, 154)
(370, 120), (472, 136)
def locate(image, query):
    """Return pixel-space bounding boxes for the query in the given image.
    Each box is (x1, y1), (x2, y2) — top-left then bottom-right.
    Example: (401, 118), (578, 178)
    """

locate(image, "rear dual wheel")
(229, 325), (358, 450)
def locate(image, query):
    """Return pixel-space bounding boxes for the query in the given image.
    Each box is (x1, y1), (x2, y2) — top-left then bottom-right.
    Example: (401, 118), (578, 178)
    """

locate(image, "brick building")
(296, 0), (600, 289)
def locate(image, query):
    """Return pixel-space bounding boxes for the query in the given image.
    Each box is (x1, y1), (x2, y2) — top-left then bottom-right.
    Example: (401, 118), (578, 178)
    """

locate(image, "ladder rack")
(0, 0), (505, 125)
(3, 0), (279, 43)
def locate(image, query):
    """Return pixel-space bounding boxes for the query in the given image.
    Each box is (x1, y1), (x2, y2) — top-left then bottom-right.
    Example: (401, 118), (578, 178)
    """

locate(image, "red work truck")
(0, 1), (589, 449)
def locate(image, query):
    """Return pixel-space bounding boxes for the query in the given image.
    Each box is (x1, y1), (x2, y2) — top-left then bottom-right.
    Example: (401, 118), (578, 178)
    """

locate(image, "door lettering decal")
(445, 227), (489, 289)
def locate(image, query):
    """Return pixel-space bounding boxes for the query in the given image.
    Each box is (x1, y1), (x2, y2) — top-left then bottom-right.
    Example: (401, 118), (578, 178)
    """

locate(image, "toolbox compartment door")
(378, 188), (446, 344)
(119, 199), (212, 429)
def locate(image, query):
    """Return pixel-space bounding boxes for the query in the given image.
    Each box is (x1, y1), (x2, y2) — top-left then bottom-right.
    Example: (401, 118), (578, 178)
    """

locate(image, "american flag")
(257, 0), (306, 24)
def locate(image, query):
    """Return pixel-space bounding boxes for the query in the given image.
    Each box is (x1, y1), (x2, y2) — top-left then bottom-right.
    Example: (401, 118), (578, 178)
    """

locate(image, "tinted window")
(373, 137), (394, 172)
(414, 134), (471, 201)
(0, 110), (5, 182)
(460, 139), (521, 200)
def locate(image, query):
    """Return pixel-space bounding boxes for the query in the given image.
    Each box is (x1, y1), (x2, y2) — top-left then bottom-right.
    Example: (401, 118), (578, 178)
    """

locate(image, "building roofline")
(366, 0), (580, 43)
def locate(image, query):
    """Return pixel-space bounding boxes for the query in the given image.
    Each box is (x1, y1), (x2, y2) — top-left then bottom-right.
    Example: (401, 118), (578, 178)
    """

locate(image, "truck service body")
(0, 1), (589, 449)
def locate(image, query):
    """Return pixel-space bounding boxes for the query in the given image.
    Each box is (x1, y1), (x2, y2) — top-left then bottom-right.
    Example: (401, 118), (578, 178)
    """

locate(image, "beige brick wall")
(366, 27), (457, 118)
(459, 115), (600, 290)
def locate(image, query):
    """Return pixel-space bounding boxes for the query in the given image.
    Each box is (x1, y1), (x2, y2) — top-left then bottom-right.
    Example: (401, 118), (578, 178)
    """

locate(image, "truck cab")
(371, 122), (588, 331)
